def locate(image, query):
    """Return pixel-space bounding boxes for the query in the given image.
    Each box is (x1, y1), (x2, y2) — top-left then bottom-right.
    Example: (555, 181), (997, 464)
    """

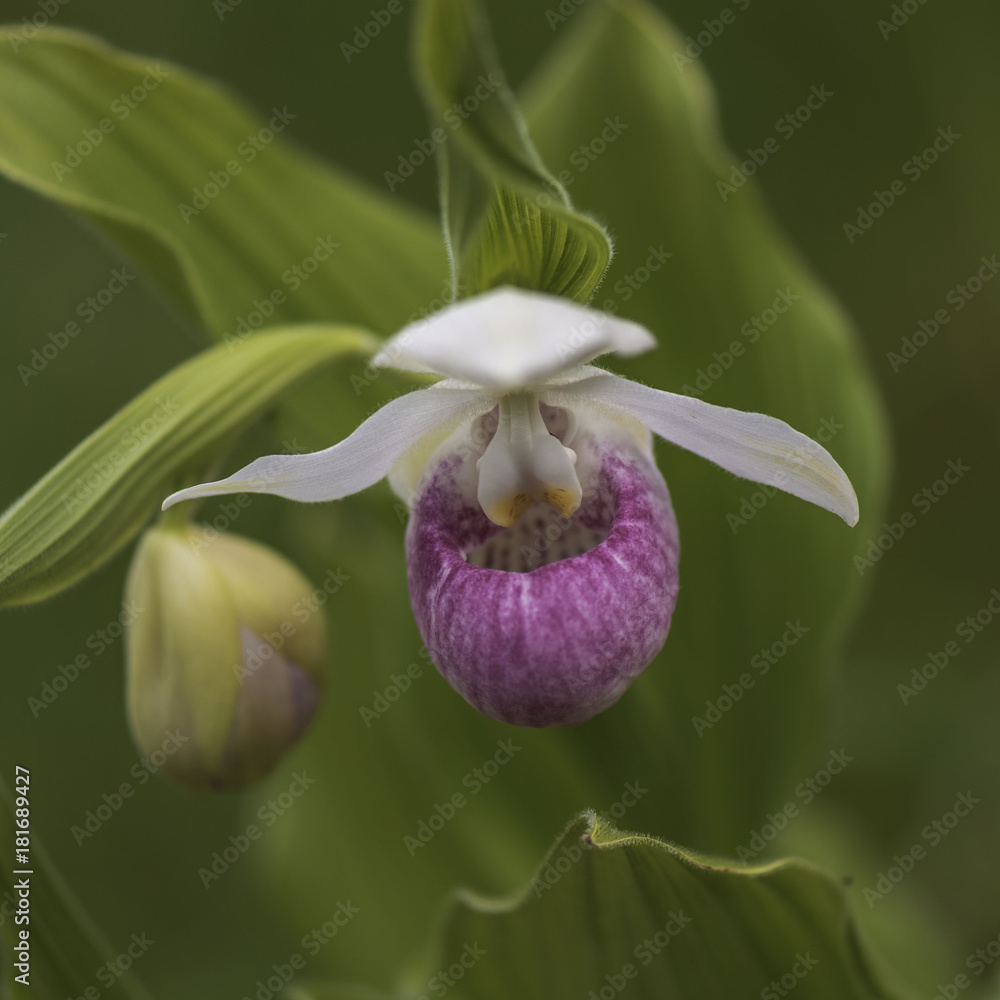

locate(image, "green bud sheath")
(125, 524), (328, 792)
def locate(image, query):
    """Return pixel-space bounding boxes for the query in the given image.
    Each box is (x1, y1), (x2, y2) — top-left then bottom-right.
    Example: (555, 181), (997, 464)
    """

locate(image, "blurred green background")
(0, 0), (997, 997)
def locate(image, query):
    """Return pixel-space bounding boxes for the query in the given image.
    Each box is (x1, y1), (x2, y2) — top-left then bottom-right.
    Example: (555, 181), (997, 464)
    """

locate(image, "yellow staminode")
(476, 393), (583, 528)
(483, 491), (535, 529)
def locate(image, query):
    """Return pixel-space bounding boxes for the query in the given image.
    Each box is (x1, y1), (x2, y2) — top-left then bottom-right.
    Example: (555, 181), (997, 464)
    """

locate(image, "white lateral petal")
(162, 383), (492, 509)
(549, 371), (859, 525)
(373, 287), (655, 388)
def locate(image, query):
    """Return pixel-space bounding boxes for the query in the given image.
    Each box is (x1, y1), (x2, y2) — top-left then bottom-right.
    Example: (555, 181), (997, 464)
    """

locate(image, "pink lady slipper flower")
(163, 287), (858, 728)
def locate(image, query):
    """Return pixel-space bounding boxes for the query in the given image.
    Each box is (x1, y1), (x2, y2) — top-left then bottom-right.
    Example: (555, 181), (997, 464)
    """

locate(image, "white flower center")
(475, 393), (582, 527)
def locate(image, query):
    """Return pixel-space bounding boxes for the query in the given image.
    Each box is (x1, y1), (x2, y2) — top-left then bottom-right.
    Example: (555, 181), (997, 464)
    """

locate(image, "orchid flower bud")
(124, 523), (327, 791)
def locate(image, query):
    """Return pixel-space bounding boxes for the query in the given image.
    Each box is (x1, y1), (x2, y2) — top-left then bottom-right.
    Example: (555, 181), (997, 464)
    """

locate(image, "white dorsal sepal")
(476, 394), (582, 528)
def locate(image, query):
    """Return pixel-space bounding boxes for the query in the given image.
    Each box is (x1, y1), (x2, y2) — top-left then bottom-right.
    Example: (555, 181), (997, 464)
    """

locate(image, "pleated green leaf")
(0, 28), (446, 338)
(0, 326), (375, 607)
(421, 815), (900, 1000)
(296, 814), (907, 1000)
(412, 0), (612, 301)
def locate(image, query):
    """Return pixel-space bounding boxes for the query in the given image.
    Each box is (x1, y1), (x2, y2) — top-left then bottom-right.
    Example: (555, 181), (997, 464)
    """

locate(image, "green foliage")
(413, 0), (612, 300)
(291, 814), (908, 1000)
(0, 327), (374, 606)
(0, 777), (157, 1000)
(426, 813), (901, 1000)
(0, 0), (919, 997)
(0, 29), (446, 337)
(320, 813), (905, 1000)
